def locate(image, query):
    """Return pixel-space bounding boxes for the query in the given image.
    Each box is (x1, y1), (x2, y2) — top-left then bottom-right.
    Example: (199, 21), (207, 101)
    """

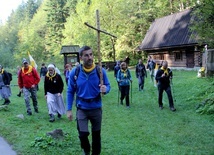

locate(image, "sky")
(0, 0), (26, 23)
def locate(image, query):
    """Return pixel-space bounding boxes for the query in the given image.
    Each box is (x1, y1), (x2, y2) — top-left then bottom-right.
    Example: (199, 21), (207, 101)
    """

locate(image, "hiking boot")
(27, 111), (32, 115)
(49, 114), (55, 122)
(3, 99), (10, 105)
(159, 106), (163, 110)
(17, 92), (21, 97)
(82, 150), (90, 155)
(170, 107), (176, 112)
(120, 100), (123, 105)
(35, 109), (39, 113)
(57, 113), (61, 118)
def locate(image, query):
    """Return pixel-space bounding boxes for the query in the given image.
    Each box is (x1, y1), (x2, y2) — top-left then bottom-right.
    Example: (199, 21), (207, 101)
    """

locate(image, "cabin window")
(175, 52), (182, 61)
(160, 54), (164, 60)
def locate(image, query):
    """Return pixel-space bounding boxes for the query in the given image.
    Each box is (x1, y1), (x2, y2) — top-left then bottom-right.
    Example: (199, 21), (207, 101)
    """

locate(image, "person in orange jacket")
(18, 58), (40, 115)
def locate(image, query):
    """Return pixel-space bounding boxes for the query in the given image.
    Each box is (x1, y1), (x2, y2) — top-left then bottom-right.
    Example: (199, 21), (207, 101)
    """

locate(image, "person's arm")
(40, 68), (42, 77)
(168, 69), (173, 79)
(116, 70), (121, 82)
(33, 68), (40, 86)
(144, 66), (147, 77)
(155, 69), (162, 81)
(102, 68), (111, 94)
(66, 69), (76, 121)
(128, 69), (132, 82)
(3, 71), (10, 85)
(18, 69), (23, 89)
(58, 74), (64, 93)
(135, 65), (138, 78)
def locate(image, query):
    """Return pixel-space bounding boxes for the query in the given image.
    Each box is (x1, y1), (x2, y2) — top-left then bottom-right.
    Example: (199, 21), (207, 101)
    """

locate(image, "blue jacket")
(67, 65), (111, 110)
(117, 69), (132, 86)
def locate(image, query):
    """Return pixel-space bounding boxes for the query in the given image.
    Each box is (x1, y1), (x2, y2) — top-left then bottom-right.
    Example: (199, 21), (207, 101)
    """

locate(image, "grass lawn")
(0, 69), (213, 155)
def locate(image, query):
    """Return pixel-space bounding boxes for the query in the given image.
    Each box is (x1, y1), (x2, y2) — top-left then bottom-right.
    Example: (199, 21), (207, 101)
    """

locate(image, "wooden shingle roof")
(60, 45), (80, 54)
(140, 9), (199, 51)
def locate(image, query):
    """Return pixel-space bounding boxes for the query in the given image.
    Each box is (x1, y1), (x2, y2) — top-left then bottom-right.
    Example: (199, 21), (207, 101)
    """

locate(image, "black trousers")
(157, 85), (174, 108)
(137, 76), (145, 90)
(120, 85), (130, 106)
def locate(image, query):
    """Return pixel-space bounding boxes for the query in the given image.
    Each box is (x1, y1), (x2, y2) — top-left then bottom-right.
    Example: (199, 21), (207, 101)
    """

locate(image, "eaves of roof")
(140, 9), (199, 50)
(60, 45), (80, 54)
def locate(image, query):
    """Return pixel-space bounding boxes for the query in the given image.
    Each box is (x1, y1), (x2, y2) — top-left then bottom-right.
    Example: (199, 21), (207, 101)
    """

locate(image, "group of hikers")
(0, 45), (176, 155)
(114, 55), (176, 112)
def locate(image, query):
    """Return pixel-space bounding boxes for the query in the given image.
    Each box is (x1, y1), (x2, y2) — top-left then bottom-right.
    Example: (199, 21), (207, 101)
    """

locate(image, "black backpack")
(8, 72), (12, 81)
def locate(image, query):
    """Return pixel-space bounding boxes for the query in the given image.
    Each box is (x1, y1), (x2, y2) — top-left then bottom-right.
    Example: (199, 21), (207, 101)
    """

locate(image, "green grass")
(0, 70), (213, 155)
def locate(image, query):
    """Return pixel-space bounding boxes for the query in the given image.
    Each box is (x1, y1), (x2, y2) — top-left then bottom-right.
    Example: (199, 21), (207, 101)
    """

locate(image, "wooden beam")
(84, 22), (117, 38)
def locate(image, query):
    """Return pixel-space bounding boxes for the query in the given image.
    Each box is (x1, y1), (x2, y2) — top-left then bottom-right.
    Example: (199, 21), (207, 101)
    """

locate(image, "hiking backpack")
(8, 72), (12, 81)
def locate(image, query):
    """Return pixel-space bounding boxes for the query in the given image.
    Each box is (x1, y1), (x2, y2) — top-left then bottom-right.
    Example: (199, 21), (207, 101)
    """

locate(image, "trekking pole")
(170, 78), (176, 103)
(10, 84), (19, 87)
(117, 86), (120, 106)
(131, 81), (132, 104)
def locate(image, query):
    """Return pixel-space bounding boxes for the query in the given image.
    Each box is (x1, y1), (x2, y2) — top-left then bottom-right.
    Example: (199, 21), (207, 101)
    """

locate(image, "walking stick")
(84, 10), (117, 93)
(117, 86), (120, 105)
(170, 78), (176, 103)
(131, 82), (132, 104)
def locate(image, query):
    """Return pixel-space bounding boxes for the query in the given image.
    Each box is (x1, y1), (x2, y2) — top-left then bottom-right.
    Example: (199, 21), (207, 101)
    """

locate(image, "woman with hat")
(44, 64), (65, 122)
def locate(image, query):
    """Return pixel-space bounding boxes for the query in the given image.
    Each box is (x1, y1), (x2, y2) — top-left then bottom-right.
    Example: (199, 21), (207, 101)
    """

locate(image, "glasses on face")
(48, 70), (54, 72)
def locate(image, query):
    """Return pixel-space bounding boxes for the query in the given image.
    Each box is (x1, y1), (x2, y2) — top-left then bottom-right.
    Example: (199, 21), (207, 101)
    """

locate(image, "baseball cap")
(22, 58), (28, 64)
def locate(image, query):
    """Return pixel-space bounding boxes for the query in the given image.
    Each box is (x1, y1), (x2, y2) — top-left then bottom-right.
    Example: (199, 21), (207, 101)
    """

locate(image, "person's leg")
(77, 109), (90, 154)
(138, 76), (142, 91)
(23, 88), (32, 115)
(120, 86), (125, 105)
(90, 109), (102, 155)
(165, 86), (176, 111)
(150, 70), (154, 83)
(55, 93), (66, 118)
(141, 76), (145, 90)
(1, 86), (11, 105)
(30, 87), (38, 113)
(125, 85), (130, 107)
(46, 93), (56, 122)
(158, 85), (164, 109)
(117, 82), (120, 91)
(17, 91), (21, 97)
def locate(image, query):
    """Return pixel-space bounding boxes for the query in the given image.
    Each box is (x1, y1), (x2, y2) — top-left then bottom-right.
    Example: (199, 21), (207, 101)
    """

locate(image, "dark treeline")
(0, 0), (213, 68)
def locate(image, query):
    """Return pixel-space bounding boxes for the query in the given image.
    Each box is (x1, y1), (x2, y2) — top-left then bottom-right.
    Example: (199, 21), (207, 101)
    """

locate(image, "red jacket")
(18, 66), (40, 89)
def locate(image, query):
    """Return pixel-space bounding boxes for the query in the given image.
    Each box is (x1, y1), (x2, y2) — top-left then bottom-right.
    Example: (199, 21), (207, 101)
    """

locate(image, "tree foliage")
(0, 0), (212, 68)
(191, 0), (214, 48)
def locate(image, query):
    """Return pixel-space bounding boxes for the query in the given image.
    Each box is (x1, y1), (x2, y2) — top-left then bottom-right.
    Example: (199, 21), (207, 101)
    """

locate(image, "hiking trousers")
(77, 108), (102, 155)
(157, 85), (174, 108)
(23, 87), (38, 113)
(120, 85), (130, 106)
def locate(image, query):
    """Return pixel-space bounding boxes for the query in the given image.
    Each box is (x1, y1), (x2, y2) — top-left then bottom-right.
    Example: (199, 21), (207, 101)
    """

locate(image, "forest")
(0, 0), (213, 68)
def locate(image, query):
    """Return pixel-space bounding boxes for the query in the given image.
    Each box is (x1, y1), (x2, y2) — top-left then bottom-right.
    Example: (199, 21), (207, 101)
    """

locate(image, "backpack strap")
(74, 65), (100, 89)
(73, 65), (80, 90)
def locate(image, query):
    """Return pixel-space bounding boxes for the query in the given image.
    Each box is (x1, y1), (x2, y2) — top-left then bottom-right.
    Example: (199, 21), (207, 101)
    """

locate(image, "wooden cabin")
(139, 9), (206, 68)
(60, 45), (80, 67)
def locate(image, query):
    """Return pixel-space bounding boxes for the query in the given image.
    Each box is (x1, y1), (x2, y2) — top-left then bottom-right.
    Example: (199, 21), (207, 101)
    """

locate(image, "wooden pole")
(84, 10), (117, 86)
(84, 22), (117, 38)
(96, 10), (103, 85)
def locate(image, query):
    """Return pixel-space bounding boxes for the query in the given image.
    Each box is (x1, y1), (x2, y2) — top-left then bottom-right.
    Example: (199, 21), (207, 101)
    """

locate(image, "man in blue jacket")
(67, 46), (111, 155)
